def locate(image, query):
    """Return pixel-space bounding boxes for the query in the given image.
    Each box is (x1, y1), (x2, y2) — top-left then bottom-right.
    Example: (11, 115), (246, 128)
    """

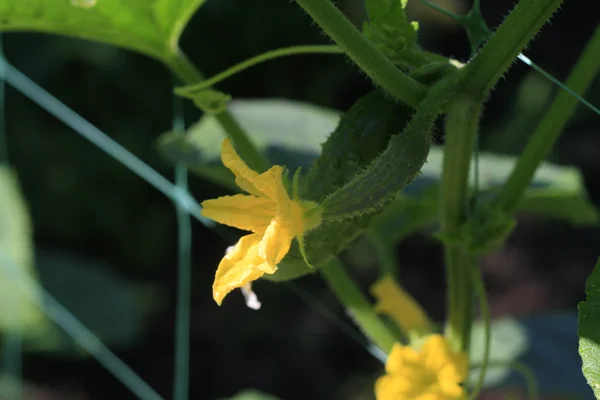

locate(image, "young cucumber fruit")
(265, 90), (432, 282)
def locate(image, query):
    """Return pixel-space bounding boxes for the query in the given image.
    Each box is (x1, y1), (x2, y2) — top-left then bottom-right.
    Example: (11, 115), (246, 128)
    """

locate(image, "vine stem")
(293, 0), (427, 107)
(440, 97), (482, 353)
(0, 33), (21, 399)
(475, 361), (539, 400)
(164, 48), (271, 399)
(176, 45), (343, 95)
(463, 0), (564, 98)
(417, 0), (600, 117)
(320, 257), (397, 354)
(164, 49), (270, 173)
(469, 258), (490, 400)
(171, 81), (191, 400)
(0, 33), (6, 165)
(496, 24), (600, 212)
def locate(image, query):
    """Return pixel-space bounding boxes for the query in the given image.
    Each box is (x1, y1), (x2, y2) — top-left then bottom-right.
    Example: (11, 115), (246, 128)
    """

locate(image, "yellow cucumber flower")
(376, 334), (468, 400)
(370, 275), (432, 336)
(201, 138), (322, 305)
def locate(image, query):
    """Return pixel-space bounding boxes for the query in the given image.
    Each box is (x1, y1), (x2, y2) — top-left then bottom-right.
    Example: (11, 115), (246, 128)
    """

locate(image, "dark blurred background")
(2, 0), (600, 398)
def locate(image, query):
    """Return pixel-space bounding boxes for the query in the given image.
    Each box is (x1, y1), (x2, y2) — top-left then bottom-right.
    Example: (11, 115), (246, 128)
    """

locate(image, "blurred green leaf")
(370, 150), (597, 261)
(220, 389), (282, 400)
(157, 99), (597, 227)
(370, 187), (439, 247)
(25, 249), (160, 355)
(156, 98), (341, 191)
(517, 189), (600, 226)
(362, 0), (419, 70)
(0, 374), (22, 399)
(422, 146), (591, 193)
(0, 0), (205, 60)
(579, 258), (600, 399)
(471, 314), (592, 397)
(469, 317), (529, 388)
(414, 147), (599, 226)
(0, 166), (46, 332)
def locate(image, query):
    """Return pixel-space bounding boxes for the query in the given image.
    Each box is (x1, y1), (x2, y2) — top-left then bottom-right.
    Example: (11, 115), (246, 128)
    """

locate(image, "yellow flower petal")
(375, 374), (403, 400)
(220, 138), (263, 197)
(370, 275), (431, 334)
(438, 374), (465, 398)
(375, 335), (467, 400)
(422, 335), (450, 371)
(213, 233), (276, 305)
(205, 138), (323, 305)
(386, 343), (409, 374)
(201, 194), (276, 233)
(258, 217), (295, 269)
(252, 165), (286, 201)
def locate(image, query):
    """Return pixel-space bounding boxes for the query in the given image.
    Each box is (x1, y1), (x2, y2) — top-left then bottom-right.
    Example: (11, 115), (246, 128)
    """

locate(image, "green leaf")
(579, 258), (600, 399)
(158, 99), (597, 228)
(370, 148), (598, 255)
(156, 98), (340, 189)
(25, 249), (159, 355)
(362, 0), (419, 70)
(0, 0), (205, 60)
(0, 166), (47, 333)
(470, 313), (591, 396)
(419, 147), (599, 226)
(517, 189), (600, 226)
(469, 317), (529, 388)
(0, 374), (22, 399)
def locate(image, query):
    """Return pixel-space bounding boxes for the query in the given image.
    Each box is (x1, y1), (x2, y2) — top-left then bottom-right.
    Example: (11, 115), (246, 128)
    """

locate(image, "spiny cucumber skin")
(268, 76), (460, 281)
(321, 75), (460, 220)
(266, 90), (414, 282)
(321, 117), (433, 218)
(304, 90), (412, 202)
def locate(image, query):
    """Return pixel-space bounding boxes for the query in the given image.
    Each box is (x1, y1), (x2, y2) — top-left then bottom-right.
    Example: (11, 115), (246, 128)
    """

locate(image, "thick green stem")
(463, 0), (564, 98)
(496, 25), (600, 212)
(320, 258), (397, 354)
(440, 97), (482, 353)
(294, 0), (426, 107)
(164, 49), (270, 172)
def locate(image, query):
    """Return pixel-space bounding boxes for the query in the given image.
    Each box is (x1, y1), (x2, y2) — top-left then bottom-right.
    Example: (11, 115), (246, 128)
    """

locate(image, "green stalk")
(463, 0), (564, 98)
(0, 34), (20, 399)
(474, 361), (539, 400)
(320, 258), (397, 354)
(171, 87), (191, 400)
(176, 45), (343, 95)
(164, 49), (270, 173)
(0, 34), (6, 166)
(469, 259), (490, 400)
(440, 97), (482, 353)
(496, 25), (600, 212)
(294, 0), (427, 107)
